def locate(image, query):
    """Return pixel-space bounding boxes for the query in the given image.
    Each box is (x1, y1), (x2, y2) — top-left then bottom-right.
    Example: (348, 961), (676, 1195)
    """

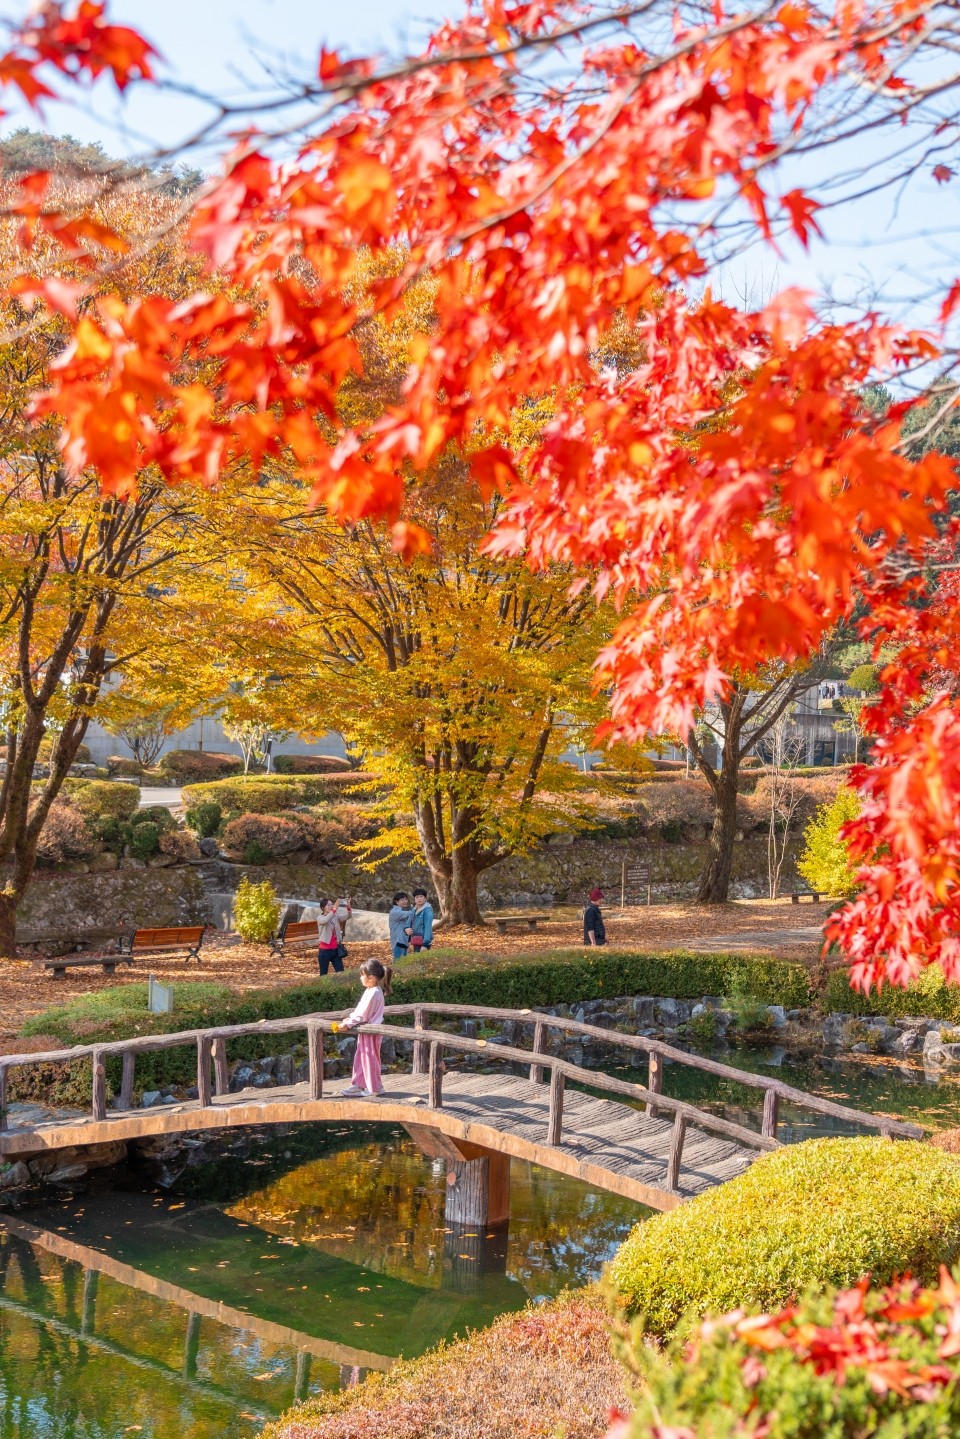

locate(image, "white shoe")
(339, 1084), (364, 1097)
(362, 1090), (384, 1100)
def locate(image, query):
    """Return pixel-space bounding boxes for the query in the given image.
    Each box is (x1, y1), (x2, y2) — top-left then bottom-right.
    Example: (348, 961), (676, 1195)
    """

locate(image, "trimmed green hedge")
(17, 946), (811, 1096)
(608, 1137), (960, 1337)
(181, 772), (372, 813)
(823, 963), (960, 1022)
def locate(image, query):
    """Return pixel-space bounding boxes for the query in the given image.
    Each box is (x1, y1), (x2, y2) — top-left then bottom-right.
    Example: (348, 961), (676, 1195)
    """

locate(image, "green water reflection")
(0, 1124), (645, 1439)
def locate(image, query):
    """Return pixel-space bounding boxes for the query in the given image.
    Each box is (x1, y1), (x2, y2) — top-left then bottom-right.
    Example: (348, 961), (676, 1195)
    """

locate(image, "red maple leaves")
(2, 0), (960, 986)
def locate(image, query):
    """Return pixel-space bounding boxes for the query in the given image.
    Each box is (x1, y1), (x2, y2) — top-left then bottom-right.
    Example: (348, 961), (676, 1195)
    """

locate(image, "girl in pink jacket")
(336, 959), (392, 1097)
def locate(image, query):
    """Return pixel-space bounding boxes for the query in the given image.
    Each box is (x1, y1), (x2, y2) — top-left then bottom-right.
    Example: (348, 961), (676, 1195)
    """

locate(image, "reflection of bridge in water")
(0, 1003), (922, 1226)
(0, 1204), (524, 1425)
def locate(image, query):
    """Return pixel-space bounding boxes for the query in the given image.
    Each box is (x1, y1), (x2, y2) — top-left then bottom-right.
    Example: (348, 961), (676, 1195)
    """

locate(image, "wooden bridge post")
(646, 1053), (663, 1118)
(529, 1021), (547, 1084)
(196, 1037), (212, 1108)
(548, 1067), (564, 1146)
(183, 1311), (201, 1380)
(666, 1111), (687, 1191)
(414, 1007), (429, 1075)
(444, 1151), (511, 1227)
(294, 1350), (312, 1403)
(91, 1049), (107, 1122)
(212, 1037), (229, 1097)
(428, 1042), (444, 1109)
(119, 1051), (135, 1111)
(80, 1268), (98, 1335)
(308, 1023), (323, 1101)
(762, 1089), (780, 1140)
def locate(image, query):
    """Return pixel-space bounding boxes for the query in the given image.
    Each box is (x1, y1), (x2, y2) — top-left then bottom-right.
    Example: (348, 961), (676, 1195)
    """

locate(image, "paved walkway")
(138, 786), (182, 809)
(693, 926), (824, 952)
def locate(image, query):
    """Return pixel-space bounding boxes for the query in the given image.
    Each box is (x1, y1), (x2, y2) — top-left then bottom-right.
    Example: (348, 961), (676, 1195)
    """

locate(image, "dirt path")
(0, 898), (829, 1043)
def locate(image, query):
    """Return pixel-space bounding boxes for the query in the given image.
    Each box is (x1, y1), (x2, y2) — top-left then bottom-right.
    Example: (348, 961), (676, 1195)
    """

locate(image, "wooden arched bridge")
(0, 1003), (922, 1219)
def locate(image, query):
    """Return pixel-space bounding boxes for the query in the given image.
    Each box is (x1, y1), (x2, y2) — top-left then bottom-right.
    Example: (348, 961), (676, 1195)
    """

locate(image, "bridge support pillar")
(403, 1125), (511, 1226)
(444, 1151), (510, 1227)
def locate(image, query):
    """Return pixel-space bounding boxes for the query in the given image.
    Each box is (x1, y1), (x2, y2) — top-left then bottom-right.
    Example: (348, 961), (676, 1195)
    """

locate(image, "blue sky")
(2, 0), (954, 332)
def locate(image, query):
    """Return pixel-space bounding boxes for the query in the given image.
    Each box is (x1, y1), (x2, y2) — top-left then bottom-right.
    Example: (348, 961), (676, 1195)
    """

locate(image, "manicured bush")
(618, 1272), (960, 1439)
(128, 820), (160, 860)
(158, 829), (201, 863)
(798, 786), (862, 897)
(261, 1292), (624, 1439)
(130, 804), (177, 835)
(328, 802), (379, 843)
(185, 800), (222, 838)
(222, 812), (306, 860)
(271, 753), (352, 774)
(158, 749), (243, 783)
(106, 754), (142, 777)
(823, 959), (960, 1023)
(35, 801), (97, 863)
(182, 772), (371, 813)
(607, 1138), (960, 1337)
(233, 875), (282, 943)
(69, 779), (140, 822)
(186, 778), (300, 816)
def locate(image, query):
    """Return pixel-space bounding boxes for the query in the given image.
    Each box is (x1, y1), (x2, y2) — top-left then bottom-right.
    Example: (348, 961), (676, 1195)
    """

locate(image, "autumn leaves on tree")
(0, 0), (959, 978)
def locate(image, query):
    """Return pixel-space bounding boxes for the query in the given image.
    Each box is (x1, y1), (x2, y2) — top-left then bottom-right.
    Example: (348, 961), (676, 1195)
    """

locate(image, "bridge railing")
(0, 1003), (923, 1194)
(384, 1002), (925, 1148)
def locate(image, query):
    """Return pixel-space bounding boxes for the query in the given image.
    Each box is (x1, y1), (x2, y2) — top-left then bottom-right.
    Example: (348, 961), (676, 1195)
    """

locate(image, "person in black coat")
(583, 887), (607, 946)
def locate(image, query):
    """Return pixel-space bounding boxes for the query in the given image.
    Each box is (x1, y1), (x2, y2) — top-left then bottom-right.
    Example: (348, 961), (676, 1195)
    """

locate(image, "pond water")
(0, 1124), (645, 1439)
(1, 1043), (959, 1439)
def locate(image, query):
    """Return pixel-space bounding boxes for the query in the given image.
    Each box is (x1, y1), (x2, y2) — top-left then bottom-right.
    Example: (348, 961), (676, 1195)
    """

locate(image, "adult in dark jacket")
(584, 887), (607, 946)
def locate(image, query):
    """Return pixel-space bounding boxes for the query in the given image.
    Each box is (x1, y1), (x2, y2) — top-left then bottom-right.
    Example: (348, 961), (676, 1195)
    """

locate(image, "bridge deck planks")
(2, 1068), (756, 1204)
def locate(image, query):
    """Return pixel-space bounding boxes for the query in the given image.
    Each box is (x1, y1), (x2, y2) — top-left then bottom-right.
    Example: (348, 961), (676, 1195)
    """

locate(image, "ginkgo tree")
(3, 1), (960, 984)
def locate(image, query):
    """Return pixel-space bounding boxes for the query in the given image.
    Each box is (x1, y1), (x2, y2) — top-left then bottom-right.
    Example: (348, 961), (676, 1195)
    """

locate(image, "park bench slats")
(122, 925), (205, 964)
(269, 918), (320, 956)
(790, 892), (821, 904)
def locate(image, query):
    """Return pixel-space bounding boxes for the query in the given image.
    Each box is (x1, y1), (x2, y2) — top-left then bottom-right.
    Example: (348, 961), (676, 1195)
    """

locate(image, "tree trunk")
(696, 775), (739, 903)
(0, 888), (18, 960)
(430, 849), (486, 926)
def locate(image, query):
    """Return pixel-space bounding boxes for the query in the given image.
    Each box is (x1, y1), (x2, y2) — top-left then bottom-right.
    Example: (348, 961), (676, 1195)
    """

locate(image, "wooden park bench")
(43, 952), (133, 979)
(790, 891), (821, 905)
(120, 925), (206, 965)
(492, 912), (550, 934)
(269, 917), (320, 957)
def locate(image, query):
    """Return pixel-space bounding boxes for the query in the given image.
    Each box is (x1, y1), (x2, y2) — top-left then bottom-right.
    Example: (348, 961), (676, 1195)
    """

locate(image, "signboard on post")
(621, 860), (652, 907)
(148, 974), (174, 1014)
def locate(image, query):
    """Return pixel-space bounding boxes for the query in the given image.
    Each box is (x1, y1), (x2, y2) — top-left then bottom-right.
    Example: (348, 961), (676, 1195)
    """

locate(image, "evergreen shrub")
(128, 821), (160, 860)
(607, 1138), (960, 1337)
(184, 800), (222, 838)
(271, 754), (352, 774)
(69, 780), (139, 822)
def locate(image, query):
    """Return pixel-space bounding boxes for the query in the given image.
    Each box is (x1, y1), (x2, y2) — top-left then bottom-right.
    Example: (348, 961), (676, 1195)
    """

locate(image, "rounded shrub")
(271, 753), (351, 774)
(70, 780), (140, 822)
(222, 812), (305, 859)
(607, 1137), (960, 1337)
(128, 821), (160, 860)
(234, 876), (281, 944)
(185, 800), (222, 838)
(130, 804), (177, 835)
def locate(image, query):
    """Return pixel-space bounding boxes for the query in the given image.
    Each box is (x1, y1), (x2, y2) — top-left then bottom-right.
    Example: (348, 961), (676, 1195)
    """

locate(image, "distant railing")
(0, 1002), (923, 1196)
